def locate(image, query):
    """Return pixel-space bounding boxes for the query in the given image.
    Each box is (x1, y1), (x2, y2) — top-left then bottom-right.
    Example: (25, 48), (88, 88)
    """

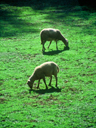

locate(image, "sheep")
(40, 28), (68, 51)
(27, 61), (59, 90)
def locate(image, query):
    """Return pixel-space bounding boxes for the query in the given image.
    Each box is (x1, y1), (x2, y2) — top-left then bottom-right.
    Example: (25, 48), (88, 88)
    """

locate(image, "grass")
(0, 3), (96, 128)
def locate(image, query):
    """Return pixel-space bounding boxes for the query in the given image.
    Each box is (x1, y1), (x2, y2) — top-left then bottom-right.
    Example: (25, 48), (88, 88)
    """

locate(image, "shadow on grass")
(0, 1), (95, 38)
(1, 0), (95, 10)
(43, 46), (70, 55)
(0, 4), (39, 38)
(29, 86), (61, 94)
(0, 0), (79, 10)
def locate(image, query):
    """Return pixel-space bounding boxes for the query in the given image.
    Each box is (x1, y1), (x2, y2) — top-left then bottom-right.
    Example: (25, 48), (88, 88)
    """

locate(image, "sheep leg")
(42, 41), (46, 51)
(43, 44), (46, 50)
(48, 76), (52, 86)
(47, 41), (52, 49)
(56, 41), (58, 50)
(37, 79), (40, 89)
(43, 77), (48, 89)
(42, 45), (46, 52)
(55, 76), (58, 87)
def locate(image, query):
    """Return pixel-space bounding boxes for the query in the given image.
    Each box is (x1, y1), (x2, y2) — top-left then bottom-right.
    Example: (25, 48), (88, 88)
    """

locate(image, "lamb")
(40, 28), (68, 51)
(27, 61), (59, 90)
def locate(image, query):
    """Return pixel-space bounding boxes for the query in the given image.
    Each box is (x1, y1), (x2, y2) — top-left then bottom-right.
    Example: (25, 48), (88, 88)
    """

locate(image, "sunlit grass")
(0, 3), (96, 128)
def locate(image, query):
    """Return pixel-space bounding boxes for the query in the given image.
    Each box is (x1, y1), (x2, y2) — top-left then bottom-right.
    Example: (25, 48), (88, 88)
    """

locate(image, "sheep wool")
(27, 61), (59, 90)
(40, 28), (68, 51)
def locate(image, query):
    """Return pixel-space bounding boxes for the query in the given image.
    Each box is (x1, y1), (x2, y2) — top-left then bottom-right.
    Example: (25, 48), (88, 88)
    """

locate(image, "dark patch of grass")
(29, 86), (61, 94)
(0, 3), (96, 128)
(43, 46), (70, 55)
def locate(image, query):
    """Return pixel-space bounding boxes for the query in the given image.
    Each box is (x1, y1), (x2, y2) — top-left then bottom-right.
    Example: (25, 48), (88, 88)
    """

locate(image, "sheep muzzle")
(27, 80), (33, 89)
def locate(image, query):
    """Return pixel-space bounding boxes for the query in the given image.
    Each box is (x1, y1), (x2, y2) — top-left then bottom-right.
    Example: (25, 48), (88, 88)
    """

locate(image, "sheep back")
(40, 28), (63, 43)
(33, 61), (59, 79)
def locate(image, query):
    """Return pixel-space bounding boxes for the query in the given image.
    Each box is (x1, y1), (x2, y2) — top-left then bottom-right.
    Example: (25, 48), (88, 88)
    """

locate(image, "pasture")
(0, 2), (96, 128)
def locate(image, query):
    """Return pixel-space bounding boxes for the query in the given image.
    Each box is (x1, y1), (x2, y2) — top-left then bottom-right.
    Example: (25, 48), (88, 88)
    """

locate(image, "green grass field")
(0, 3), (96, 128)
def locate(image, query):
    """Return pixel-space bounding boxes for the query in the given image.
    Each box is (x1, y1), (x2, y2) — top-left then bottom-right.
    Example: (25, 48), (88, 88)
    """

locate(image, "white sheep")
(40, 28), (68, 51)
(27, 61), (59, 90)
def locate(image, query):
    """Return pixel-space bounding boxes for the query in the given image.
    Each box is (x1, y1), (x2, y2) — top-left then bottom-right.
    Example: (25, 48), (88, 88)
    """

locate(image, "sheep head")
(65, 39), (68, 47)
(27, 80), (33, 89)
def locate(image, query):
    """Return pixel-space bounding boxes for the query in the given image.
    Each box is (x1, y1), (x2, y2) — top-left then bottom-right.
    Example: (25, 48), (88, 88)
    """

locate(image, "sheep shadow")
(43, 46), (70, 55)
(29, 86), (61, 94)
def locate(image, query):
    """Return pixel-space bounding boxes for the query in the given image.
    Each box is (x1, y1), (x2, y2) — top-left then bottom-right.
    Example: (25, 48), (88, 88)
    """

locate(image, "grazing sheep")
(40, 28), (68, 51)
(27, 61), (59, 90)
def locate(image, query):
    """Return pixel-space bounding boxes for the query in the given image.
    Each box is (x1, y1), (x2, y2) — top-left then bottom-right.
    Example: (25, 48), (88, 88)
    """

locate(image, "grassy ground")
(0, 3), (96, 128)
